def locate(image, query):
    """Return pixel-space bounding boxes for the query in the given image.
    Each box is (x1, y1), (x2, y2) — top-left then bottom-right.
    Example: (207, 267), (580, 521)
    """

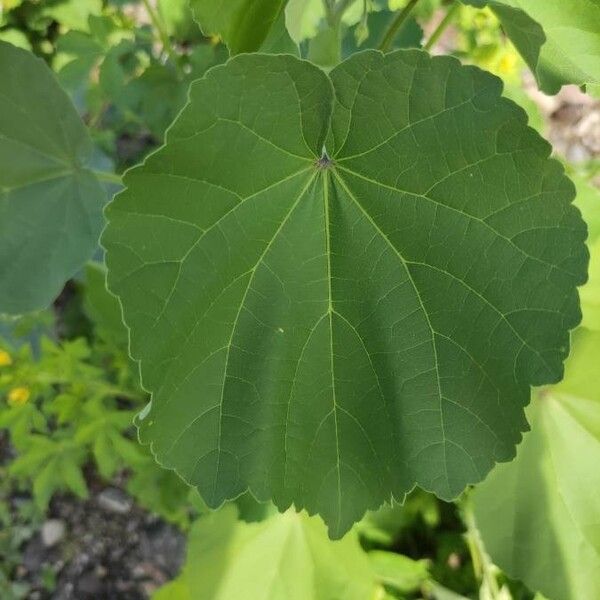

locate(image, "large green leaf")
(463, 0), (600, 94)
(153, 504), (379, 600)
(472, 328), (600, 600)
(189, 0), (286, 53)
(0, 41), (105, 314)
(103, 50), (587, 537)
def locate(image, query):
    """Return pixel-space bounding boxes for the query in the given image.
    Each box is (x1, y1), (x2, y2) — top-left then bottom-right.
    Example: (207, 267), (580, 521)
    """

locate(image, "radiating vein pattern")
(0, 41), (105, 314)
(103, 50), (588, 537)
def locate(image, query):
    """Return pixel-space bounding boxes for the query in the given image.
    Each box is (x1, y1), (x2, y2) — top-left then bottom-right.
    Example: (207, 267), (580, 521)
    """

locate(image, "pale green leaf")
(572, 175), (600, 330)
(285, 0), (326, 43)
(41, 0), (103, 32)
(153, 505), (379, 600)
(554, 328), (600, 403)
(573, 173), (600, 244)
(103, 51), (587, 537)
(157, 0), (202, 41)
(55, 15), (134, 93)
(189, 0), (286, 53)
(473, 328), (600, 600)
(0, 29), (31, 50)
(0, 42), (105, 314)
(463, 0), (600, 94)
(1, 0), (24, 10)
(368, 551), (429, 593)
(580, 239), (600, 331)
(284, 0), (364, 44)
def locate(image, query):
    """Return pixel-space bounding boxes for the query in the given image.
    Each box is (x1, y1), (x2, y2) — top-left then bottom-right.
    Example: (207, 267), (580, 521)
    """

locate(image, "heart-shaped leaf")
(103, 50), (587, 536)
(0, 41), (105, 314)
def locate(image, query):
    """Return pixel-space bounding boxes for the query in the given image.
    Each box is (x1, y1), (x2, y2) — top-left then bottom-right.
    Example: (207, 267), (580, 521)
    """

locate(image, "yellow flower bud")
(8, 386), (30, 407)
(0, 350), (12, 367)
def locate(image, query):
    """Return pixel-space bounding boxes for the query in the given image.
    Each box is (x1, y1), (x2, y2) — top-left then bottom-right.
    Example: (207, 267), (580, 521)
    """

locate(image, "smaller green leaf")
(0, 29), (30, 50)
(55, 15), (134, 94)
(579, 237), (600, 331)
(60, 455), (89, 499)
(473, 326), (600, 600)
(157, 0), (203, 42)
(573, 174), (600, 244)
(41, 0), (103, 32)
(155, 505), (380, 600)
(343, 10), (423, 56)
(190, 0), (286, 54)
(285, 0), (325, 43)
(572, 175), (600, 331)
(462, 0), (600, 94)
(369, 551), (430, 593)
(0, 41), (105, 314)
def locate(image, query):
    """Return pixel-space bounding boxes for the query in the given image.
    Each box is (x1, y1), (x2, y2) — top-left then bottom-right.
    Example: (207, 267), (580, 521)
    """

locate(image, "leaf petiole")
(460, 493), (506, 600)
(92, 170), (123, 186)
(333, 0), (355, 21)
(379, 0), (423, 53)
(424, 2), (459, 51)
(141, 0), (178, 65)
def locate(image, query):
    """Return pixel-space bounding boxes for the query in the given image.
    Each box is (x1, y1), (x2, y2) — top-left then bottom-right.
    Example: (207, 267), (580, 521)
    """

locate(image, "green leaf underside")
(0, 41), (105, 314)
(103, 50), (587, 537)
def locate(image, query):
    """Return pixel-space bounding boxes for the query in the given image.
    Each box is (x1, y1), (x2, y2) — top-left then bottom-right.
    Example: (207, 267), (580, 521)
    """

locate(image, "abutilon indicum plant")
(1, 0), (599, 598)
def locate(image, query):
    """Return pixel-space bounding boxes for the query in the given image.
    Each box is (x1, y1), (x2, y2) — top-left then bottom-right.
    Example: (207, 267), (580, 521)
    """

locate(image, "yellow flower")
(0, 350), (12, 367)
(497, 51), (518, 75)
(8, 386), (30, 407)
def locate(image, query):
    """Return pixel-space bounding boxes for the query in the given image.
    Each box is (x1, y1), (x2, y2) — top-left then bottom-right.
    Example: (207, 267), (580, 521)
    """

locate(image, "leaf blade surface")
(103, 50), (588, 536)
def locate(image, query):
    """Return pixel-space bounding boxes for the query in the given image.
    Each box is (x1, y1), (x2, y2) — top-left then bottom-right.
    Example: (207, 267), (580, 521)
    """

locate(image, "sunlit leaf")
(154, 505), (379, 600)
(473, 327), (600, 600)
(41, 0), (103, 32)
(463, 0), (600, 93)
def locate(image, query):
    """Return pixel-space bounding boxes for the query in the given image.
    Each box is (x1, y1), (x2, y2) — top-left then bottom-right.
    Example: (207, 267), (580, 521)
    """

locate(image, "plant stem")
(322, 0), (335, 23)
(322, 0), (354, 24)
(315, 0), (354, 68)
(92, 170), (123, 185)
(333, 0), (355, 21)
(141, 0), (177, 64)
(424, 2), (459, 51)
(461, 493), (504, 599)
(379, 0), (422, 53)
